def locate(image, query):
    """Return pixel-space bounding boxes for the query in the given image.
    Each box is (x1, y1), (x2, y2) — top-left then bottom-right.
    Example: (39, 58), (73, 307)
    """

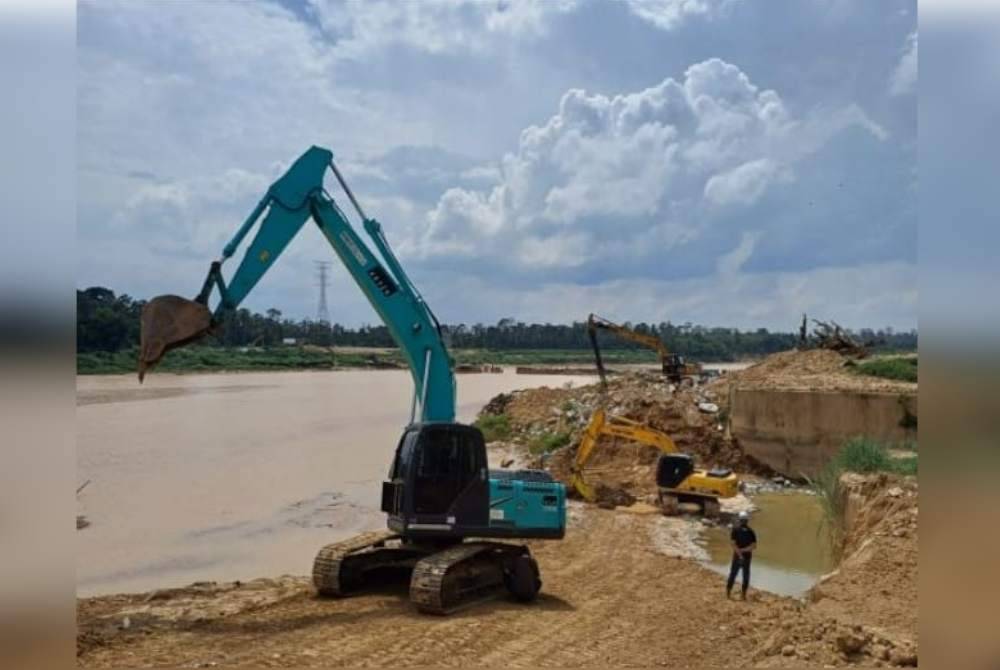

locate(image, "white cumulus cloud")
(890, 31), (918, 96)
(410, 58), (884, 278)
(619, 0), (740, 31)
(716, 230), (760, 275)
(705, 159), (781, 207)
(306, 0), (579, 55)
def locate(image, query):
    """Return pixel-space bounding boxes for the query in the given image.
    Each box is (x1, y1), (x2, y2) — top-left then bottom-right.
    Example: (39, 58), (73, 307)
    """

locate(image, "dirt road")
(78, 495), (917, 668)
(79, 507), (762, 667)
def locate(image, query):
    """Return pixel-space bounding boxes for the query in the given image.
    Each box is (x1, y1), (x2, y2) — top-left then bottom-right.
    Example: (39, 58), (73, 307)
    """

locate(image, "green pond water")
(701, 492), (837, 599)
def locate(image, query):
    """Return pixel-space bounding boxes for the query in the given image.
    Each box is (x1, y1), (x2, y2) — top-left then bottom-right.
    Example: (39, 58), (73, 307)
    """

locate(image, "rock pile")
(479, 371), (769, 502)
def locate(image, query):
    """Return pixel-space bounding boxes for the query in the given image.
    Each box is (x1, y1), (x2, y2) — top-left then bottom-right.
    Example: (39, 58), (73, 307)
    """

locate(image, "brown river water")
(76, 369), (594, 597)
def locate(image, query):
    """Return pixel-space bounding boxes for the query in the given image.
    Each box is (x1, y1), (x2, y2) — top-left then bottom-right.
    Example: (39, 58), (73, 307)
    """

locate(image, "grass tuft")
(809, 436), (918, 554)
(528, 431), (572, 455)
(808, 462), (846, 551)
(474, 414), (512, 443)
(852, 356), (918, 383)
(837, 437), (895, 473)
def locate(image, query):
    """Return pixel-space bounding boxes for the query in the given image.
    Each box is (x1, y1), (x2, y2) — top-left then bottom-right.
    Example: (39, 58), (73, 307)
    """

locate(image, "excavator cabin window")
(412, 427), (481, 515)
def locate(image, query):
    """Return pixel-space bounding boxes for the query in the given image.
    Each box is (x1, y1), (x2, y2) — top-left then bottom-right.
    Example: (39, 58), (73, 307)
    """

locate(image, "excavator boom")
(138, 146), (455, 422)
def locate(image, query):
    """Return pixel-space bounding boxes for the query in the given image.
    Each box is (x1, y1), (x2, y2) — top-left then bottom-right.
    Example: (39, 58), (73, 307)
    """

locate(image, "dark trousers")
(727, 552), (752, 594)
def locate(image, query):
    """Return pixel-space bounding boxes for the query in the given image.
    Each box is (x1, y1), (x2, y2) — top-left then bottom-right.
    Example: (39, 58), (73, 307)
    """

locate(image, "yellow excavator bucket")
(138, 295), (213, 382)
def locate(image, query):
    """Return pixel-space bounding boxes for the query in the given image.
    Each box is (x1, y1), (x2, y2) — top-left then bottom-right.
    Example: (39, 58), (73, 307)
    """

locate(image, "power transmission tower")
(315, 261), (331, 324)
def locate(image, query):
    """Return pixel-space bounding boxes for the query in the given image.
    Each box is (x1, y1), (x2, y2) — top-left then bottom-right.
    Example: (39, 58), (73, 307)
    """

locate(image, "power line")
(315, 261), (331, 324)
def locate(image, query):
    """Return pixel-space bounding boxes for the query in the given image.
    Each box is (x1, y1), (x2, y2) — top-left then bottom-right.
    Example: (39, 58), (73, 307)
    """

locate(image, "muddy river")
(76, 369), (594, 597)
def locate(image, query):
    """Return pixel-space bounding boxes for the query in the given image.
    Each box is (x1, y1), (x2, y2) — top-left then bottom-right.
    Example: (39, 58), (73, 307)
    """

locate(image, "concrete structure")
(730, 388), (917, 478)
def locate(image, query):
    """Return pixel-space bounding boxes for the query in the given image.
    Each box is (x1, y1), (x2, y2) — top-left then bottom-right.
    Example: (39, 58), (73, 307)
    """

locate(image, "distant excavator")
(571, 317), (738, 517)
(587, 314), (703, 385)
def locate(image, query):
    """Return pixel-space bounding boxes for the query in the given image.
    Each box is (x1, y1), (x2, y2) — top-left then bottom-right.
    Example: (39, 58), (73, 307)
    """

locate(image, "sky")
(77, 0), (917, 330)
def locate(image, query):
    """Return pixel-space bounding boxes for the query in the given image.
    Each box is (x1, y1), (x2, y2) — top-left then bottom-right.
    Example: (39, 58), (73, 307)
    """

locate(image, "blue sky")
(77, 0), (917, 330)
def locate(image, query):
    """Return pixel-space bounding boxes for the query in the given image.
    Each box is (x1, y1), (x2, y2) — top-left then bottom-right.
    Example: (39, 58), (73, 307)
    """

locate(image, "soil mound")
(717, 349), (916, 393)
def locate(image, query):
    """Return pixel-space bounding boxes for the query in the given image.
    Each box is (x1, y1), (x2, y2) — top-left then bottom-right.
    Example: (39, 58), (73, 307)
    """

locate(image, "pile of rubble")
(479, 370), (769, 504)
(751, 612), (918, 667)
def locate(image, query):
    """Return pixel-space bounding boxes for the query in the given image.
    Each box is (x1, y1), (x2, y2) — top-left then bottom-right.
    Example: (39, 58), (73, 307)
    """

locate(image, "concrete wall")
(730, 388), (917, 478)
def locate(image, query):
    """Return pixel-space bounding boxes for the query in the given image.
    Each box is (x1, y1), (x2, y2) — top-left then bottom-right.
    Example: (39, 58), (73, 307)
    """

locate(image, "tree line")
(77, 287), (917, 361)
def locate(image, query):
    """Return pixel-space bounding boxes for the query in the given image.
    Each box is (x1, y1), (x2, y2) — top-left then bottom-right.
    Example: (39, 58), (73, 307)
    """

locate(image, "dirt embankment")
(78, 475), (917, 668)
(749, 473), (919, 668)
(810, 474), (919, 638)
(716, 349), (916, 394)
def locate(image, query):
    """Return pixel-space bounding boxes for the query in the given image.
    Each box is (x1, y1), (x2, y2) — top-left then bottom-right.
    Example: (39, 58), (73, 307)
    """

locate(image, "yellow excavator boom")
(570, 408), (681, 502)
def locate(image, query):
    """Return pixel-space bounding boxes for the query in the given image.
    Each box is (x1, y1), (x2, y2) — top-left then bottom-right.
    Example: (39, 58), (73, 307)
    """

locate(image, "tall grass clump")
(809, 437), (919, 553)
(529, 431), (571, 455)
(852, 357), (918, 383)
(474, 414), (512, 442)
(808, 461), (847, 551)
(837, 437), (895, 473)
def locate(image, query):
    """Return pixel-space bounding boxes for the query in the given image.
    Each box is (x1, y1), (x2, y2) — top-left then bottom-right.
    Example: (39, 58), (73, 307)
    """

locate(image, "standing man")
(727, 510), (757, 600)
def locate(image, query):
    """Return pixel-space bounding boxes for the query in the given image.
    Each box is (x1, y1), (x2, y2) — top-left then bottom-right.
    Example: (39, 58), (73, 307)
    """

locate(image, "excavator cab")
(381, 423), (565, 541)
(656, 453), (695, 489)
(662, 353), (685, 385)
(382, 423), (490, 537)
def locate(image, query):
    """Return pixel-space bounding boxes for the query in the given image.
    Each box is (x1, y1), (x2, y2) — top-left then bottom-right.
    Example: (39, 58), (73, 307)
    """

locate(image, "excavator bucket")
(138, 295), (213, 382)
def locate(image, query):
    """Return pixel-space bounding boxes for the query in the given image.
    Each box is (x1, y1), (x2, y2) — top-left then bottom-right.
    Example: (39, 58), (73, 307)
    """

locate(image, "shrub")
(529, 431), (571, 455)
(837, 437), (895, 473)
(891, 456), (918, 476)
(474, 414), (512, 442)
(853, 357), (918, 383)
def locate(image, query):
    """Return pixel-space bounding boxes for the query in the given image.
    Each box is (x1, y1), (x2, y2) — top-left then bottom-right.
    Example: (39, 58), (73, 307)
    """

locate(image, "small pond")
(700, 491), (837, 598)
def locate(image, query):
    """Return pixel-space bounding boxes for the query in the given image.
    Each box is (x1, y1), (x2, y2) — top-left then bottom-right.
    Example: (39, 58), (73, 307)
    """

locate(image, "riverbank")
(77, 345), (755, 375)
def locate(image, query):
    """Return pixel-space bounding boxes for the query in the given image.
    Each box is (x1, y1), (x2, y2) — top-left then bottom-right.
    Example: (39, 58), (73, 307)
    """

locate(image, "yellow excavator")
(569, 408), (738, 516)
(587, 313), (703, 385)
(571, 317), (739, 516)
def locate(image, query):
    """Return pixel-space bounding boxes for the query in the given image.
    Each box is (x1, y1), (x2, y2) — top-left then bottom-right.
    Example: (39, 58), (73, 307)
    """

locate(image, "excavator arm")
(587, 313), (699, 385)
(569, 407), (680, 502)
(587, 314), (669, 357)
(139, 146), (456, 423)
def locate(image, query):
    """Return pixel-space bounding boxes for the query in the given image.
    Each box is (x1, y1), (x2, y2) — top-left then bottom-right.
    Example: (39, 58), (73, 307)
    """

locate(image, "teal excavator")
(138, 146), (566, 614)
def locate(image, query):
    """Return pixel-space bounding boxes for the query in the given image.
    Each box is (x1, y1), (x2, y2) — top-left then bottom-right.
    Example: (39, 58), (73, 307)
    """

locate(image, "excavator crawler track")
(313, 530), (412, 597)
(409, 542), (531, 615)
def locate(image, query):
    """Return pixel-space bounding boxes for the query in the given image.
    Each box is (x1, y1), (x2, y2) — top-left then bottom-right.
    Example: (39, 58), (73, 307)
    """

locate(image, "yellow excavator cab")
(138, 295), (213, 381)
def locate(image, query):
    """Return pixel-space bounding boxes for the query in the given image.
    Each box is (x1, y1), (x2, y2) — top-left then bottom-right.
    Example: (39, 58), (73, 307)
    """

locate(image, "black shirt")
(731, 525), (757, 551)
